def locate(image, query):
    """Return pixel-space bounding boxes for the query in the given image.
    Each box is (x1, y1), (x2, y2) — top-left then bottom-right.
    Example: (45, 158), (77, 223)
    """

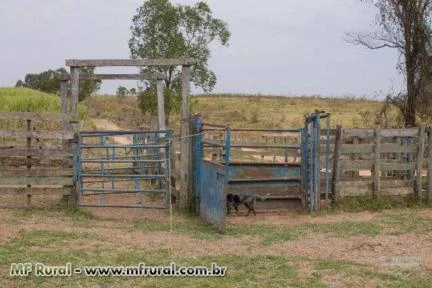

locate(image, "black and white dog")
(226, 192), (270, 216)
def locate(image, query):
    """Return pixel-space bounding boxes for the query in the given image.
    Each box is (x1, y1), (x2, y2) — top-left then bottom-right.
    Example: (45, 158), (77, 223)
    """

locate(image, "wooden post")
(70, 67), (79, 115)
(179, 65), (192, 211)
(373, 127), (381, 198)
(415, 126), (425, 198)
(69, 67), (79, 208)
(156, 79), (166, 131)
(26, 119), (32, 208)
(331, 126), (342, 202)
(427, 128), (432, 201)
(351, 137), (360, 178)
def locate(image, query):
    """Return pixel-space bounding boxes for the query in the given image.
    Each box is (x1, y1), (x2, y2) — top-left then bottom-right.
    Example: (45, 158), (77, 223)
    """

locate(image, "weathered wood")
(65, 58), (196, 67)
(0, 158), (73, 168)
(0, 177), (73, 186)
(381, 128), (419, 138)
(343, 128), (419, 139)
(61, 73), (167, 80)
(340, 143), (417, 154)
(343, 129), (375, 139)
(26, 119), (32, 208)
(331, 126), (342, 201)
(156, 79), (166, 130)
(373, 128), (381, 198)
(341, 144), (374, 154)
(380, 162), (415, 171)
(0, 187), (72, 196)
(0, 168), (73, 177)
(0, 148), (73, 158)
(70, 67), (79, 115)
(0, 112), (76, 121)
(337, 180), (371, 197)
(428, 128), (432, 201)
(381, 179), (414, 188)
(340, 160), (373, 170)
(0, 130), (74, 140)
(179, 65), (192, 211)
(381, 187), (413, 196)
(415, 126), (425, 198)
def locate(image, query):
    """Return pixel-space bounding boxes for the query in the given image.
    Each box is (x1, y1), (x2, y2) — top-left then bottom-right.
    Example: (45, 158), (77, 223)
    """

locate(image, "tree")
(129, 0), (230, 123)
(116, 86), (129, 99)
(15, 67), (101, 101)
(348, 0), (432, 127)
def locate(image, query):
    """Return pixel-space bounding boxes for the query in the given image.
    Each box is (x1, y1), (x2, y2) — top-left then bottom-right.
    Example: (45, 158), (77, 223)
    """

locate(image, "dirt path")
(91, 119), (132, 145)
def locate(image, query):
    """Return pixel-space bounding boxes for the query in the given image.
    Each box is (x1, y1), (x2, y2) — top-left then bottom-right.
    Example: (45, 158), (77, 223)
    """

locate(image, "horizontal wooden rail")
(0, 187), (72, 195)
(0, 130), (74, 140)
(66, 58), (196, 67)
(0, 112), (77, 121)
(0, 177), (73, 186)
(0, 148), (73, 158)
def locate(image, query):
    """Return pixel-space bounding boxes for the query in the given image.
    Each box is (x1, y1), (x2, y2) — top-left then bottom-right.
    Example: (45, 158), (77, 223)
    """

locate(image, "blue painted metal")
(192, 115), (203, 213)
(193, 113), (332, 230)
(200, 160), (226, 232)
(77, 130), (172, 209)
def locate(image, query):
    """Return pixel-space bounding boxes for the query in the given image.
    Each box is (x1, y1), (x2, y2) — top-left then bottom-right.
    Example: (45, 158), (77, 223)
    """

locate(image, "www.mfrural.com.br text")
(10, 262), (227, 277)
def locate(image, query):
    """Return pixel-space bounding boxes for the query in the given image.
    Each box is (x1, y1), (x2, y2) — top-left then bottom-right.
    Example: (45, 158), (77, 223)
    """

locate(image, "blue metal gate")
(76, 130), (172, 209)
(193, 112), (331, 231)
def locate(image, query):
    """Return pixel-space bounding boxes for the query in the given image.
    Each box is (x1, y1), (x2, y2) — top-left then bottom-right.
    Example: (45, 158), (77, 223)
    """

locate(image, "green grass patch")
(229, 221), (381, 245)
(331, 196), (432, 213)
(132, 216), (222, 241)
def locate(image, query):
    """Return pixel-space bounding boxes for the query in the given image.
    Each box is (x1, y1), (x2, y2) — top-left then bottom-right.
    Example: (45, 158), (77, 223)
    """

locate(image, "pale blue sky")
(0, 0), (402, 98)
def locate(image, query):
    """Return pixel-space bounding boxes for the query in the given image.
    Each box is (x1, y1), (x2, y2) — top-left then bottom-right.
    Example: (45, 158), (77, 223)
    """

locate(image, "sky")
(0, 0), (402, 98)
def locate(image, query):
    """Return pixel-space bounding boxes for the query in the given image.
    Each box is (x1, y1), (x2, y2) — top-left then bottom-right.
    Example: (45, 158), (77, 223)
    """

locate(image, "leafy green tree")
(15, 67), (100, 101)
(116, 86), (129, 99)
(129, 0), (230, 121)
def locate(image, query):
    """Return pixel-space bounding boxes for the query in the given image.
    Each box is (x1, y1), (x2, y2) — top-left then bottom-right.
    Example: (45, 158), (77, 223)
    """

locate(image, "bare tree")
(348, 0), (432, 127)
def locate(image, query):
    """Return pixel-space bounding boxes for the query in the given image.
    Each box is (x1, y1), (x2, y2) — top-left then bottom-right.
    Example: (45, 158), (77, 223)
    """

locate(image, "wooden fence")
(332, 126), (432, 200)
(0, 112), (78, 208)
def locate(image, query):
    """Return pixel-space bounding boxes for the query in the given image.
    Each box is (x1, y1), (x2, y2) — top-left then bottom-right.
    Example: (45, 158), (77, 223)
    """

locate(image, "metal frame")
(76, 130), (172, 209)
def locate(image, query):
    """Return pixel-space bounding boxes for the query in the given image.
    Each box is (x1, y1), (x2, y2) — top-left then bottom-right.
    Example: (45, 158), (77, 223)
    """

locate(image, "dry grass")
(83, 94), (403, 132)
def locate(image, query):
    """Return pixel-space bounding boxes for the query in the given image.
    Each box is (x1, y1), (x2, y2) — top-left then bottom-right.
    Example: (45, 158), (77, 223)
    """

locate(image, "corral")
(1, 59), (432, 287)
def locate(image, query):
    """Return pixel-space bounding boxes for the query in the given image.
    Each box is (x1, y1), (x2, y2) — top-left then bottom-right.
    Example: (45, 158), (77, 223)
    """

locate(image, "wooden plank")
(380, 162), (416, 171)
(179, 65), (191, 211)
(156, 79), (166, 130)
(428, 128), (432, 201)
(0, 130), (74, 140)
(0, 112), (76, 121)
(341, 144), (374, 154)
(381, 187), (413, 196)
(0, 158), (73, 168)
(340, 160), (373, 170)
(0, 187), (72, 196)
(343, 128), (375, 139)
(381, 143), (417, 153)
(381, 128), (419, 138)
(65, 58), (196, 67)
(381, 179), (414, 188)
(0, 177), (73, 186)
(70, 67), (79, 115)
(26, 119), (32, 208)
(82, 73), (166, 80)
(0, 148), (73, 158)
(373, 128), (381, 198)
(0, 168), (73, 177)
(332, 126), (342, 201)
(337, 181), (371, 197)
(415, 127), (425, 197)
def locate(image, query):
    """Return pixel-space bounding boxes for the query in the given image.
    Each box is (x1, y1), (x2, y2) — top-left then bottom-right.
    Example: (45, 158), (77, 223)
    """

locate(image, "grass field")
(0, 207), (431, 287)
(83, 93), (403, 131)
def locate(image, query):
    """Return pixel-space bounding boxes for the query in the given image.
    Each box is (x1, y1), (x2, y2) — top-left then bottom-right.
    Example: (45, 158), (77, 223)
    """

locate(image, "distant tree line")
(15, 67), (100, 101)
